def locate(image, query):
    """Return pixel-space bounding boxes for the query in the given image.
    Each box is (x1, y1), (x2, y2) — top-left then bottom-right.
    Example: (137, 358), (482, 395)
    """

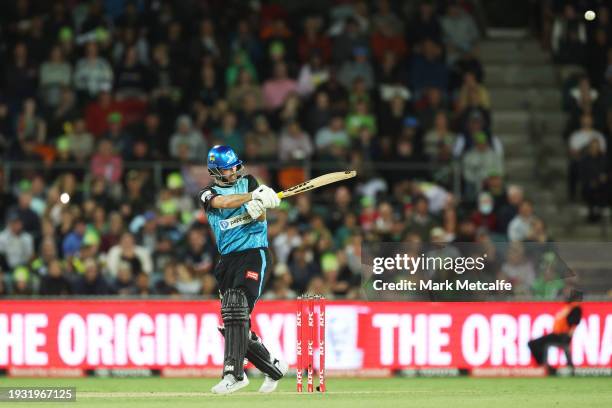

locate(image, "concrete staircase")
(481, 28), (609, 241)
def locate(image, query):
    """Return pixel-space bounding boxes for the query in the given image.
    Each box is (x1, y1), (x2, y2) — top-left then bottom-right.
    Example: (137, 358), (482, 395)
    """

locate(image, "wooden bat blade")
(278, 170), (357, 198)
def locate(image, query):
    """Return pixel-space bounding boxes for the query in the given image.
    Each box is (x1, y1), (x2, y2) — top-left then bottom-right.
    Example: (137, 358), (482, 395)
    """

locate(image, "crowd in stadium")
(0, 0), (580, 300)
(540, 1), (612, 221)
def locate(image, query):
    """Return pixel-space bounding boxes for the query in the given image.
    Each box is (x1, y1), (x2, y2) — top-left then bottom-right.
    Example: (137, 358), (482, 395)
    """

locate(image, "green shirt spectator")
(346, 100), (377, 137)
(225, 50), (258, 88)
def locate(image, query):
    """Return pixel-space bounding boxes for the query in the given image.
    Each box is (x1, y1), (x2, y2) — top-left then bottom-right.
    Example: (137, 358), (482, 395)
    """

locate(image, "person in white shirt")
(568, 114), (606, 199)
(0, 215), (34, 269)
(508, 200), (535, 242)
(569, 114), (607, 153)
(315, 115), (350, 160)
(169, 115), (207, 161)
(73, 42), (113, 97)
(296, 52), (329, 97)
(106, 232), (153, 277)
(278, 120), (314, 161)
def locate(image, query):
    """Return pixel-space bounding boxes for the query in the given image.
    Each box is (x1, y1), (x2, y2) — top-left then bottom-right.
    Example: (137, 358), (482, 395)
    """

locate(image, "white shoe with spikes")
(211, 374), (249, 394)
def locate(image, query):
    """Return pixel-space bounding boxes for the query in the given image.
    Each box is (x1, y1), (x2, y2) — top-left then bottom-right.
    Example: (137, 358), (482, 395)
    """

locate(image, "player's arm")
(201, 186), (276, 210)
(566, 305), (582, 337)
(201, 190), (265, 222)
(212, 193), (266, 221)
(210, 193), (253, 209)
(199, 188), (251, 211)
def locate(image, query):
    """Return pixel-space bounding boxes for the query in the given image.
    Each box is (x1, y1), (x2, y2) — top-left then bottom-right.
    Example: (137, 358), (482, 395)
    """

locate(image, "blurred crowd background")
(536, 1), (612, 222)
(0, 0), (607, 300)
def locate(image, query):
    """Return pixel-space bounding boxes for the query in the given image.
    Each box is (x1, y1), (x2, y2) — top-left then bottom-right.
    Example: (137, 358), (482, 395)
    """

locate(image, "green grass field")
(2, 377), (611, 408)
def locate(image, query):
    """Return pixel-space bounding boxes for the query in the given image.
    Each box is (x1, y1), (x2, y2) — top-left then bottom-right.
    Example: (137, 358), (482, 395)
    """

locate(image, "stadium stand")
(0, 0), (609, 300)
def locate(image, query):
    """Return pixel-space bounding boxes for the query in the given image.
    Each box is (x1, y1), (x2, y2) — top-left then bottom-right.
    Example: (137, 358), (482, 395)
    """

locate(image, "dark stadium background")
(0, 0), (611, 302)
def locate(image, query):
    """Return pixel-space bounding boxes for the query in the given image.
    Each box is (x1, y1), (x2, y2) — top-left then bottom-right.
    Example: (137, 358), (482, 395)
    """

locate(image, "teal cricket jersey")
(198, 175), (268, 255)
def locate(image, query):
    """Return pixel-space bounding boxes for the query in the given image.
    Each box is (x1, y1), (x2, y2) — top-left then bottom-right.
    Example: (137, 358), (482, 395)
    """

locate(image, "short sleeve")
(246, 175), (259, 192)
(198, 186), (219, 212)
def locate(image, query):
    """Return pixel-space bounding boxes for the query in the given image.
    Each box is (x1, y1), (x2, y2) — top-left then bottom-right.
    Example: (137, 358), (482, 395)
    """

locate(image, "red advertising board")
(1, 300), (610, 373)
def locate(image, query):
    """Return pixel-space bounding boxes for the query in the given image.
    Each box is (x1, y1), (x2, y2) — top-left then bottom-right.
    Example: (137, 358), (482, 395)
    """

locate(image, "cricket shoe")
(258, 358), (289, 393)
(211, 374), (249, 394)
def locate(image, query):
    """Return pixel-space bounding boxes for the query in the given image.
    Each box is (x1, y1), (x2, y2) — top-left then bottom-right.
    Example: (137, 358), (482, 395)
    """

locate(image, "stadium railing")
(1, 160), (463, 200)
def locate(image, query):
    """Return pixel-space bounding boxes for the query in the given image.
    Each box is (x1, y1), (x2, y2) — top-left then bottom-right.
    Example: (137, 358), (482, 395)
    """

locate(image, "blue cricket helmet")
(207, 145), (244, 185)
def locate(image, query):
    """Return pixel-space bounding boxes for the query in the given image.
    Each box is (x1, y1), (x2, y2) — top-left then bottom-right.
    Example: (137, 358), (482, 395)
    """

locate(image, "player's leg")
(237, 248), (288, 392)
(561, 343), (574, 374)
(217, 326), (288, 392)
(211, 288), (250, 394)
(528, 335), (549, 365)
(559, 334), (574, 375)
(249, 331), (289, 393)
(537, 334), (562, 374)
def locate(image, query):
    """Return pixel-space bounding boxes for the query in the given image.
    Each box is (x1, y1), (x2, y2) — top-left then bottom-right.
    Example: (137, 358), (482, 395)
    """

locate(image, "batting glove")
(245, 199), (266, 219)
(252, 185), (281, 208)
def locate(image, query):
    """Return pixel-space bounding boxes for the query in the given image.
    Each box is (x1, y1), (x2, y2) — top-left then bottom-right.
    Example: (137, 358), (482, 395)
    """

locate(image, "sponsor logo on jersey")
(218, 212), (252, 231)
(245, 271), (259, 281)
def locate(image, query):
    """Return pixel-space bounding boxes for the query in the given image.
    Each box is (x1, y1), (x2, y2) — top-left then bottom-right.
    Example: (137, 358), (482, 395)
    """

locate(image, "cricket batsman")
(198, 145), (288, 394)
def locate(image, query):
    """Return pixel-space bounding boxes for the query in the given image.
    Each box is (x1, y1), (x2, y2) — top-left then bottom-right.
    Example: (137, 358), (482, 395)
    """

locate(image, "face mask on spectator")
(478, 193), (493, 215)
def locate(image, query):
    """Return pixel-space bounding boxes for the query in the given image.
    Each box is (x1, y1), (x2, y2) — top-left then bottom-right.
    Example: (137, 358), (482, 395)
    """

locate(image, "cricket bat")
(277, 170), (357, 199)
